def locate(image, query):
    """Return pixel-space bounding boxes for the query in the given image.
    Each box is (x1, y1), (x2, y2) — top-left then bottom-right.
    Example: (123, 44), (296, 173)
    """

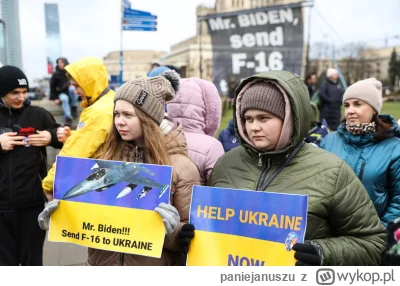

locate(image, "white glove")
(154, 202), (180, 235)
(38, 199), (60, 230)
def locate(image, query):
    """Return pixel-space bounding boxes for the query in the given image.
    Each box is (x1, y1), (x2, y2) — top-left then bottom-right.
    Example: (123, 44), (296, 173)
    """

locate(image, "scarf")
(346, 122), (376, 135)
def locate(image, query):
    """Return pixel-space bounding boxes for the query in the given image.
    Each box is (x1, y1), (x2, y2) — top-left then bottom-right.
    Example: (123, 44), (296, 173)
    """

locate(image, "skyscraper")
(44, 3), (61, 75)
(0, 0), (23, 68)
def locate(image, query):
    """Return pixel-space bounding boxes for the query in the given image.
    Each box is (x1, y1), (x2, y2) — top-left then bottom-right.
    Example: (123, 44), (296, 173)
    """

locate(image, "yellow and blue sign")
(48, 156), (172, 258)
(187, 186), (308, 266)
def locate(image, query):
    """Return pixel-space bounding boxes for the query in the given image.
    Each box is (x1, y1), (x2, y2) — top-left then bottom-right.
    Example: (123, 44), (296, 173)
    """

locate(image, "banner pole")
(199, 19), (203, 79)
(120, 0), (124, 86)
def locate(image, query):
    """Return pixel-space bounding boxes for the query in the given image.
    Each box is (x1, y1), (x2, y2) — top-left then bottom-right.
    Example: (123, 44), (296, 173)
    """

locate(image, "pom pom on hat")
(114, 71), (181, 125)
(160, 69), (180, 95)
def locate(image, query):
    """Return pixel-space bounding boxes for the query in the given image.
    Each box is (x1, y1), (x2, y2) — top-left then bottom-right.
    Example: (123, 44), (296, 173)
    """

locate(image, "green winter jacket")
(209, 71), (386, 266)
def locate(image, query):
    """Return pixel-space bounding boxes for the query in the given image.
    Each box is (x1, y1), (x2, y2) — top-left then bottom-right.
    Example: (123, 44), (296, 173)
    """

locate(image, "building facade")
(103, 50), (167, 82)
(0, 0), (23, 68)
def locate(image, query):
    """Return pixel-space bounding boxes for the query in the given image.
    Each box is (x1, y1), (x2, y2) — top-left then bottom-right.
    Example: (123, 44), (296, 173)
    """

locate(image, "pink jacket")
(167, 78), (224, 185)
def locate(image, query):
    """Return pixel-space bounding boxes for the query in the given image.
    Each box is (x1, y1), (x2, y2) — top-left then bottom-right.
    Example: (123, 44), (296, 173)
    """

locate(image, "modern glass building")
(44, 3), (61, 75)
(0, 0), (23, 68)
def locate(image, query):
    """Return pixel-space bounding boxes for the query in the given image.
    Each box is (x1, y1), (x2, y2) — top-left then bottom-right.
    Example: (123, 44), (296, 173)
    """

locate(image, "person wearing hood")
(217, 119), (240, 152)
(41, 57), (115, 202)
(0, 65), (62, 265)
(321, 78), (400, 228)
(50, 57), (77, 126)
(180, 71), (386, 266)
(38, 70), (200, 266)
(166, 77), (225, 185)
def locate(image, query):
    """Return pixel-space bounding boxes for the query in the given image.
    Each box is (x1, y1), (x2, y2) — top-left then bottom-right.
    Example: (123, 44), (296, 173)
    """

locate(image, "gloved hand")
(381, 218), (400, 266)
(38, 199), (60, 230)
(179, 223), (195, 253)
(293, 242), (323, 266)
(154, 202), (180, 235)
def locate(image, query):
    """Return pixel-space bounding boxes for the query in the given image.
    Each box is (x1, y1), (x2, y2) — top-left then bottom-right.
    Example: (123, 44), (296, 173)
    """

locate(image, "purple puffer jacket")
(167, 78), (225, 185)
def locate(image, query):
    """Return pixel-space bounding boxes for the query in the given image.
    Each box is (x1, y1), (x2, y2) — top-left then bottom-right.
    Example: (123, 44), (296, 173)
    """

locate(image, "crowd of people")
(0, 57), (399, 266)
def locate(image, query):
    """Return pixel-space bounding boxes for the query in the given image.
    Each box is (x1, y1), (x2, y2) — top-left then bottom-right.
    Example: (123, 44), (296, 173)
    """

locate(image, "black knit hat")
(240, 81), (285, 120)
(0, 65), (29, 97)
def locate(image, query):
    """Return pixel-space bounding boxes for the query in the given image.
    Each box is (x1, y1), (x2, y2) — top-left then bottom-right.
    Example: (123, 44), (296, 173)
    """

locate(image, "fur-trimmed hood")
(167, 78), (221, 136)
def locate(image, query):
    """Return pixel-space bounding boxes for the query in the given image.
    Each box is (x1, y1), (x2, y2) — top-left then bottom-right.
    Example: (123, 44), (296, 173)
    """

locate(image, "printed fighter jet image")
(62, 160), (169, 200)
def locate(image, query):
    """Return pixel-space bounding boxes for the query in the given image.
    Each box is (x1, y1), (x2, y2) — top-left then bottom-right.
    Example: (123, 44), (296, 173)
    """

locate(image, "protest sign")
(202, 3), (304, 94)
(187, 185), (308, 266)
(48, 156), (172, 258)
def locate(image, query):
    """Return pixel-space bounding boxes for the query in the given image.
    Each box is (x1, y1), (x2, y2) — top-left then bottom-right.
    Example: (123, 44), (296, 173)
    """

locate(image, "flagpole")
(120, 0), (124, 86)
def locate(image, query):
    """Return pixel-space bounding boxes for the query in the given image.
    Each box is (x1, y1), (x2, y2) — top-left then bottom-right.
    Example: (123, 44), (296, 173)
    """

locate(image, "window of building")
(232, 0), (235, 7)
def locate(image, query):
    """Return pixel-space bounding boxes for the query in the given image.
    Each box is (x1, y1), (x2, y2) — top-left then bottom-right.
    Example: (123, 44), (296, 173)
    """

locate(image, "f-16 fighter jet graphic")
(62, 160), (169, 200)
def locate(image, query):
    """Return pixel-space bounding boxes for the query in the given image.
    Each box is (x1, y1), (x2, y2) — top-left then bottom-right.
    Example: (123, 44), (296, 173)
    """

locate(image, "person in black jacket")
(50, 58), (77, 126)
(0, 65), (63, 266)
(318, 68), (345, 131)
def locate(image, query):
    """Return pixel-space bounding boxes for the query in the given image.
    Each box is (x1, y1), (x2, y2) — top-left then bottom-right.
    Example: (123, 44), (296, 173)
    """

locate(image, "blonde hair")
(100, 105), (172, 166)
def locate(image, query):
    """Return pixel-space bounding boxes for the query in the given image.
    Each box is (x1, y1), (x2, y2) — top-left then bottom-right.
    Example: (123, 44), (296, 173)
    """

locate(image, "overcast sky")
(17, 0), (400, 82)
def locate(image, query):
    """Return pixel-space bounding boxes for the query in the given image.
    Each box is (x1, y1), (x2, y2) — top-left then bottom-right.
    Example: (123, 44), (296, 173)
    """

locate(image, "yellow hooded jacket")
(42, 57), (115, 193)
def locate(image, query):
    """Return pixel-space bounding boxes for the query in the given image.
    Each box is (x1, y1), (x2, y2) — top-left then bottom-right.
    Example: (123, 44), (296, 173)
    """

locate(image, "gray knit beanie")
(240, 81), (285, 120)
(114, 70), (180, 125)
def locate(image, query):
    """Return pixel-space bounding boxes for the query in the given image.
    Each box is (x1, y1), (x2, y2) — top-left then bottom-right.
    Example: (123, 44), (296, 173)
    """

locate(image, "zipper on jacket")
(8, 112), (13, 209)
(358, 162), (366, 181)
(255, 157), (271, 191)
(120, 253), (125, 266)
(258, 153), (262, 167)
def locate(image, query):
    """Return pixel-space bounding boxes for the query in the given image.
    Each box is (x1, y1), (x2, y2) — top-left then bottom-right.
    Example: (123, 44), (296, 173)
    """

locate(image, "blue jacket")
(217, 119), (240, 153)
(320, 115), (400, 227)
(305, 119), (329, 147)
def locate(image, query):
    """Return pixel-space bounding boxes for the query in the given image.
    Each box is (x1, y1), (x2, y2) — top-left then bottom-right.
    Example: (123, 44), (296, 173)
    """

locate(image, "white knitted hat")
(343, 78), (383, 114)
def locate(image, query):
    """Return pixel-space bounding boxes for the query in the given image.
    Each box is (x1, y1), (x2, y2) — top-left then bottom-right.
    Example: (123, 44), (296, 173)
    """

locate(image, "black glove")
(293, 242), (323, 266)
(179, 223), (195, 253)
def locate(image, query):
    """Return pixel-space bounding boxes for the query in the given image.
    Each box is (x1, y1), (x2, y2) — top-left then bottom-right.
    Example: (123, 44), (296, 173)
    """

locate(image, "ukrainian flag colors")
(187, 186), (308, 266)
(49, 200), (166, 258)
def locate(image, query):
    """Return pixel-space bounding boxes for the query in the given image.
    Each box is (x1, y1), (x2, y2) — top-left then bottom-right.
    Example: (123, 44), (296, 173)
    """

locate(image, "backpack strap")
(257, 141), (305, 192)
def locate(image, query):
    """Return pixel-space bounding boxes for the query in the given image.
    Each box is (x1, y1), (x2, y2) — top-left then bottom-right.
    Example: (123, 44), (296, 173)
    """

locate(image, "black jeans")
(0, 206), (46, 266)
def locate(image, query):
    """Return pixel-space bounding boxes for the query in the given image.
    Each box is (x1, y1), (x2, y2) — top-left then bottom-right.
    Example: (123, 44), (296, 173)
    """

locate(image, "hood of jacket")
(227, 119), (235, 134)
(234, 71), (312, 157)
(167, 78), (221, 136)
(0, 97), (31, 112)
(336, 114), (400, 147)
(164, 122), (188, 156)
(65, 57), (109, 108)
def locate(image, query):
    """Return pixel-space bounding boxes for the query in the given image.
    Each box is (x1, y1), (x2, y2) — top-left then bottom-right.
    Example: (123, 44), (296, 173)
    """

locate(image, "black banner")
(203, 3), (304, 95)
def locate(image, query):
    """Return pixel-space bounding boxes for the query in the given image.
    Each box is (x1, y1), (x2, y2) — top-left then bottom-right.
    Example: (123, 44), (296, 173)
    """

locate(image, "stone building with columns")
(103, 50), (167, 82)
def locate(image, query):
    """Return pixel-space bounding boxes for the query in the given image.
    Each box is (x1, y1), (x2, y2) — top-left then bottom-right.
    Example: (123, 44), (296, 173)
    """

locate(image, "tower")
(0, 0), (23, 68)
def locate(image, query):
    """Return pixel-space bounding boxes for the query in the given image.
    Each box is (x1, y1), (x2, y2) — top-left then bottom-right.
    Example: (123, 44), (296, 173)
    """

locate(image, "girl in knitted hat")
(39, 70), (200, 266)
(321, 78), (400, 228)
(88, 70), (200, 266)
(179, 71), (386, 266)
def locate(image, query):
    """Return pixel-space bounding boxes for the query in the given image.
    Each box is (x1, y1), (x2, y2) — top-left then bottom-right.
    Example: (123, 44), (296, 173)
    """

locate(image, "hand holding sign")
(154, 202), (180, 235)
(293, 242), (323, 266)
